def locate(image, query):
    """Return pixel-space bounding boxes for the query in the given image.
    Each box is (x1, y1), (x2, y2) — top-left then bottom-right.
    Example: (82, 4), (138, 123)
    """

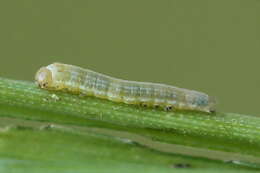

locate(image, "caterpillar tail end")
(208, 96), (217, 113)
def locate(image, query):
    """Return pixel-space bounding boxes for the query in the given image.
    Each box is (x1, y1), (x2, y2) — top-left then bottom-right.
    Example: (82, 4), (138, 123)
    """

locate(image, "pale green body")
(35, 63), (215, 113)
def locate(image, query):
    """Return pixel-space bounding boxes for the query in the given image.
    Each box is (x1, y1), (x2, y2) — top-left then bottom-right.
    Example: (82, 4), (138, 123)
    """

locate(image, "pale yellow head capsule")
(35, 67), (53, 89)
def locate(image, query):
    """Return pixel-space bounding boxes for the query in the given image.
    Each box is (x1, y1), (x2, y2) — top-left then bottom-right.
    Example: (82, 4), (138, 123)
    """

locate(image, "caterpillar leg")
(165, 105), (173, 111)
(140, 102), (148, 108)
(209, 109), (216, 113)
(154, 104), (160, 109)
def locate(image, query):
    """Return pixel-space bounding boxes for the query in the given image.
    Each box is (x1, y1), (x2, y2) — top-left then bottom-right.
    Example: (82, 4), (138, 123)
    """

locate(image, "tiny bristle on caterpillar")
(35, 63), (216, 113)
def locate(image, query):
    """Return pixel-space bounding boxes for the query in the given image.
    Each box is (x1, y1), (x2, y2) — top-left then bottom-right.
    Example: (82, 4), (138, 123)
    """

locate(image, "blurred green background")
(0, 0), (259, 115)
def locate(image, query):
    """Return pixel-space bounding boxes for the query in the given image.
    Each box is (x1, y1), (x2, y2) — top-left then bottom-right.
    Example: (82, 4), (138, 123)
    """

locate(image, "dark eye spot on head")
(172, 163), (191, 168)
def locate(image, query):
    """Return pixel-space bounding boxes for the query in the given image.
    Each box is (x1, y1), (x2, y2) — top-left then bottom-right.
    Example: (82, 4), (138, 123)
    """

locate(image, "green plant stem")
(0, 77), (260, 164)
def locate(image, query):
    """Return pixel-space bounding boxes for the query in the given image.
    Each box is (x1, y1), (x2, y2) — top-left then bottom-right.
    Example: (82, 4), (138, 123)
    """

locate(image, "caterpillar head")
(35, 67), (53, 89)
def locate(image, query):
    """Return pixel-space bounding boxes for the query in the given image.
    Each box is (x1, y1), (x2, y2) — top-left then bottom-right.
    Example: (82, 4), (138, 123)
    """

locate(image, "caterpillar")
(35, 63), (216, 113)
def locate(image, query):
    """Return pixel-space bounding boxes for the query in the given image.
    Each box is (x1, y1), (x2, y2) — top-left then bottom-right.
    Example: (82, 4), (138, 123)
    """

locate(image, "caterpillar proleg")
(35, 63), (216, 113)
